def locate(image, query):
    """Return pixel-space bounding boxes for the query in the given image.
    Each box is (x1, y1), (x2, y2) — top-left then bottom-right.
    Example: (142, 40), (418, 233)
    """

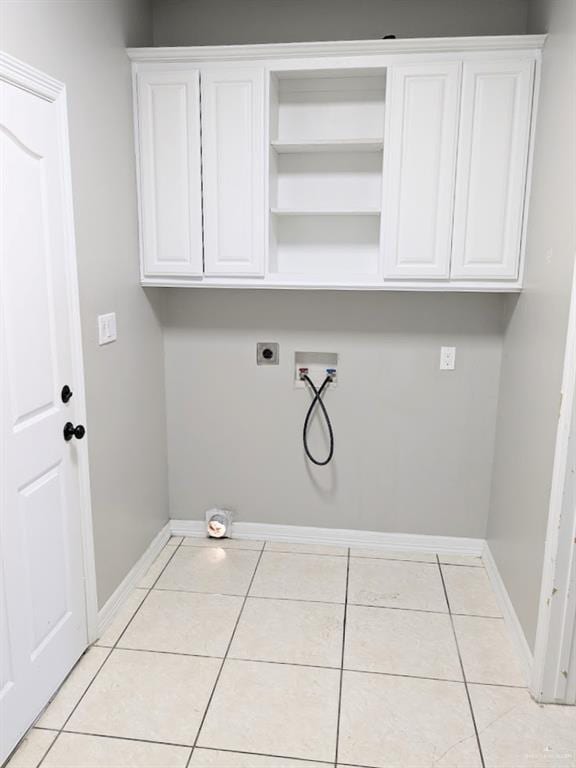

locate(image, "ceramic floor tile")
(249, 552), (347, 603)
(350, 548), (437, 563)
(66, 648), (220, 746)
(229, 597), (344, 667)
(5, 729), (57, 768)
(42, 733), (190, 768)
(36, 647), (110, 729)
(95, 589), (148, 647)
(189, 750), (328, 767)
(118, 590), (243, 657)
(155, 547), (260, 596)
(338, 671), (481, 767)
(439, 554), (484, 567)
(198, 659), (340, 762)
(347, 558), (448, 612)
(469, 684), (576, 768)
(264, 541), (347, 556)
(181, 537), (264, 550)
(453, 615), (525, 686)
(169, 536), (184, 545)
(442, 565), (501, 617)
(138, 545), (178, 588)
(344, 605), (462, 681)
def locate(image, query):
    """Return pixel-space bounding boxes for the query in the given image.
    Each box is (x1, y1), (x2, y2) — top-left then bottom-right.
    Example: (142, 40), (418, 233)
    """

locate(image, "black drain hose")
(302, 374), (334, 466)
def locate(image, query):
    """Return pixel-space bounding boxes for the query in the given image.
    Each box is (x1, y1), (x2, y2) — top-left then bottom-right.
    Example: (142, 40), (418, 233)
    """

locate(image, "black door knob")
(63, 422), (86, 441)
(61, 385), (73, 404)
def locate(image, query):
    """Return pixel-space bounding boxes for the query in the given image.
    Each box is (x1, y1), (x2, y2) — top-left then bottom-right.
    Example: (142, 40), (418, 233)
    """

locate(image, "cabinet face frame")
(129, 39), (544, 290)
(451, 58), (536, 280)
(201, 66), (267, 277)
(135, 68), (204, 278)
(381, 61), (462, 280)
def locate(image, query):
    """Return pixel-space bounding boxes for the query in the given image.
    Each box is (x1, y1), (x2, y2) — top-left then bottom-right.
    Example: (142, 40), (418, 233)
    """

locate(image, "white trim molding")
(128, 35), (546, 63)
(0, 51), (63, 101)
(531, 262), (576, 705)
(96, 523), (171, 640)
(169, 518), (484, 557)
(483, 543), (534, 686)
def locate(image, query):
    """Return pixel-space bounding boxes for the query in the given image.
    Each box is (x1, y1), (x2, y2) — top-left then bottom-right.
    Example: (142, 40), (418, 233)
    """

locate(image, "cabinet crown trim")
(127, 34), (545, 63)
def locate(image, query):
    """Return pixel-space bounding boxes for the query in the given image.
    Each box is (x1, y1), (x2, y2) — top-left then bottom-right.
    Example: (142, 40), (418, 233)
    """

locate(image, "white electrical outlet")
(440, 346), (456, 370)
(98, 312), (117, 345)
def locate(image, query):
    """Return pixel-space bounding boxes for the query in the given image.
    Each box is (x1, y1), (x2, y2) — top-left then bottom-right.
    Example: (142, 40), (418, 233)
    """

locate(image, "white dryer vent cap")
(205, 508), (233, 539)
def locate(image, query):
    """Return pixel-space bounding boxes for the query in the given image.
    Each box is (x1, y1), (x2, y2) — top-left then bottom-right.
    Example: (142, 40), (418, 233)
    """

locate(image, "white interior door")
(0, 56), (90, 761)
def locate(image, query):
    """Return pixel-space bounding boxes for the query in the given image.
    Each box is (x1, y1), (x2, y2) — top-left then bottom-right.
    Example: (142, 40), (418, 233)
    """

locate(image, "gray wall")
(486, 0), (576, 650)
(153, 0), (528, 46)
(156, 0), (528, 539)
(1, 0), (170, 607)
(163, 291), (504, 537)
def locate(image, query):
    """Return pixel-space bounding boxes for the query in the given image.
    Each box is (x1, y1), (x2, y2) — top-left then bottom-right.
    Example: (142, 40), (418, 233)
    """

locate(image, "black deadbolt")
(262, 348), (274, 360)
(63, 422), (86, 441)
(61, 385), (73, 404)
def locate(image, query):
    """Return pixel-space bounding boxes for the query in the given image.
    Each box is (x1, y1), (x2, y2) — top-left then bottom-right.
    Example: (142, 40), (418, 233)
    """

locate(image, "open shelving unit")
(271, 138), (384, 154)
(268, 68), (387, 279)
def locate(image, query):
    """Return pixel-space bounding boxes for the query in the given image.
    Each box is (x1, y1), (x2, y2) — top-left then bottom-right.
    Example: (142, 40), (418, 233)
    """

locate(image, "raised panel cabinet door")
(136, 69), (203, 277)
(451, 59), (535, 280)
(201, 67), (266, 276)
(382, 62), (461, 279)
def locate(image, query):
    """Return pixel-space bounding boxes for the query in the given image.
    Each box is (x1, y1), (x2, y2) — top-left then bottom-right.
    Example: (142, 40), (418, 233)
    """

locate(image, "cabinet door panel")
(201, 67), (266, 276)
(136, 70), (203, 277)
(451, 59), (534, 279)
(382, 62), (460, 279)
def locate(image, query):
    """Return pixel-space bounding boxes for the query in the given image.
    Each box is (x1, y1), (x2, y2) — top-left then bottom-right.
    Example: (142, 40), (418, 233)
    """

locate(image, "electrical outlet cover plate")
(440, 346), (456, 370)
(257, 342), (279, 365)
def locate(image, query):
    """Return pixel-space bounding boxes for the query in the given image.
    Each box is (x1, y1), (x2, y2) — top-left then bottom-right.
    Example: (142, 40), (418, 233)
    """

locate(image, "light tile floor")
(7, 538), (576, 768)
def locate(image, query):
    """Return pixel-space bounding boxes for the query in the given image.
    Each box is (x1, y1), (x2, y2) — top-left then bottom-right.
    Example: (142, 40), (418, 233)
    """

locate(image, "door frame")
(0, 51), (98, 642)
(532, 257), (576, 704)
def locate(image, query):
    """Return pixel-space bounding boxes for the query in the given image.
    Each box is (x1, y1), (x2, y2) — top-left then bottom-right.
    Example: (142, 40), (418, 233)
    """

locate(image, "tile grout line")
(185, 542), (267, 768)
(436, 555), (486, 768)
(109, 537), (187, 648)
(147, 586), (499, 619)
(31, 728), (388, 768)
(36, 641), (527, 690)
(4, 731), (57, 768)
(175, 543), (486, 567)
(334, 547), (350, 768)
(35, 538), (186, 768)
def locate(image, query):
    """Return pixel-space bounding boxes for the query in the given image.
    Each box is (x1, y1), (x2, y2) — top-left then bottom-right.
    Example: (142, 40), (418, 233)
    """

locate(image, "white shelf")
(271, 208), (381, 216)
(271, 138), (384, 154)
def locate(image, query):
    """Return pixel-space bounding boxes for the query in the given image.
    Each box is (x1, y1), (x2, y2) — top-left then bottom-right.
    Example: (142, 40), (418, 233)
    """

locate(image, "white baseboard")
(483, 541), (533, 685)
(95, 522), (171, 641)
(169, 519), (484, 556)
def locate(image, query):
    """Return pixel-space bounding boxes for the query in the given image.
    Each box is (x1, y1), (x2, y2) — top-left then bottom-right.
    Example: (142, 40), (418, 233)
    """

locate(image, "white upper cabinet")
(135, 69), (203, 278)
(201, 67), (266, 276)
(382, 62), (461, 279)
(129, 36), (542, 289)
(451, 59), (535, 280)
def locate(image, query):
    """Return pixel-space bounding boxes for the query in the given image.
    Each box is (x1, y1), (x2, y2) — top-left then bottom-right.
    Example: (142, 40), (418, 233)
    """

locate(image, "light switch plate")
(440, 346), (456, 370)
(98, 313), (117, 345)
